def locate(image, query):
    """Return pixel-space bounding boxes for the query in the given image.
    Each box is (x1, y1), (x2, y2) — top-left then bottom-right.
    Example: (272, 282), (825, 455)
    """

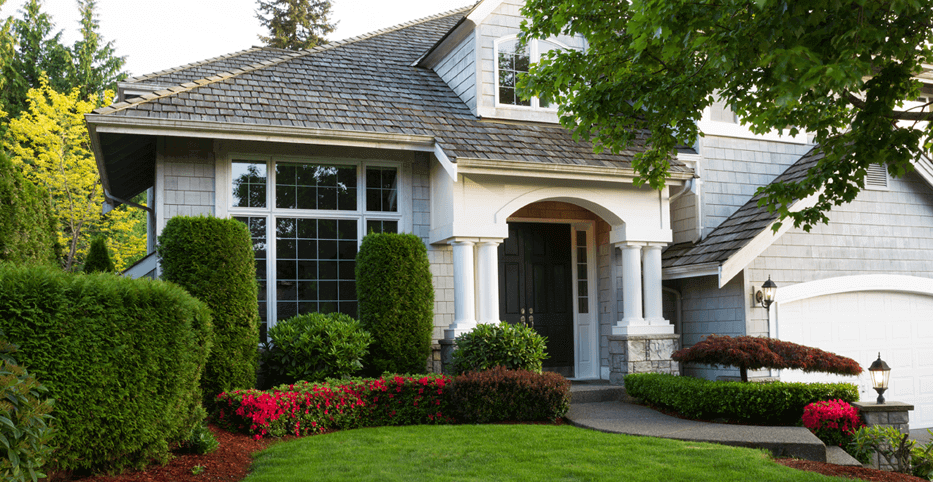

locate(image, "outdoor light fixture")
(756, 276), (777, 310)
(869, 353), (891, 404)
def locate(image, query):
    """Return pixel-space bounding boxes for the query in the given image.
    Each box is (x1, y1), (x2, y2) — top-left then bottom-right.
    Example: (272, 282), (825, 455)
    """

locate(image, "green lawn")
(244, 424), (853, 482)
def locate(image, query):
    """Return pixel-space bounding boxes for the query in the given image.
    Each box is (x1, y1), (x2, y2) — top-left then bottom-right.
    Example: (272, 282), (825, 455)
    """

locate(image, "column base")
(444, 322), (477, 340)
(607, 333), (681, 385)
(439, 338), (456, 375)
(612, 317), (675, 336)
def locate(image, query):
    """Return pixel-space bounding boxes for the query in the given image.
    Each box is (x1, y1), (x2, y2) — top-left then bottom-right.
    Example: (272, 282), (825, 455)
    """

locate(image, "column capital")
(475, 238), (505, 246)
(448, 238), (477, 246)
(613, 241), (647, 249)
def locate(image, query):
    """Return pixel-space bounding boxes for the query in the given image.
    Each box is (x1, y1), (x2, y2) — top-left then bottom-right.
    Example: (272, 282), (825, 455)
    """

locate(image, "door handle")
(521, 308), (525, 315)
(520, 315), (526, 324)
(529, 308), (533, 315)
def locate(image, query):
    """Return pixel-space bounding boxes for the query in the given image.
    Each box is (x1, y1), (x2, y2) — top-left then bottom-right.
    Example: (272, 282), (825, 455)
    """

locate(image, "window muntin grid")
(576, 230), (588, 314)
(233, 216), (269, 340)
(275, 163), (357, 211)
(365, 167), (398, 212)
(232, 161), (267, 208)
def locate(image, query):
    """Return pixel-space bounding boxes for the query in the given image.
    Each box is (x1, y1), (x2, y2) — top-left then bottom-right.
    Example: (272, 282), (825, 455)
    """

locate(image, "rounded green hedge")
(0, 150), (58, 265)
(262, 312), (372, 386)
(356, 232), (433, 374)
(0, 265), (213, 472)
(449, 321), (547, 375)
(158, 216), (259, 400)
(624, 372), (859, 425)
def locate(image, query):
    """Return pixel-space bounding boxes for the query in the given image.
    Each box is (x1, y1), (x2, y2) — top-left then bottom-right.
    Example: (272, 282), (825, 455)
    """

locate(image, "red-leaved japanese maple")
(672, 335), (863, 382)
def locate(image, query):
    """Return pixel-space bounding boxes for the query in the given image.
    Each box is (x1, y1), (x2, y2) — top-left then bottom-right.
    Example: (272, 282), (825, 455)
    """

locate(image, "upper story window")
(495, 37), (564, 109)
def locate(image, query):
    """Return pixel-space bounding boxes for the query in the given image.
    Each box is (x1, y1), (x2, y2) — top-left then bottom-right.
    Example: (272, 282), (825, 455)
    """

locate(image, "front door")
(498, 222), (574, 377)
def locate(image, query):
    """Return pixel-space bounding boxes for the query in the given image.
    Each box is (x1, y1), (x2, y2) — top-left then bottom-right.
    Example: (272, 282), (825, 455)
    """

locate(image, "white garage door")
(778, 290), (933, 429)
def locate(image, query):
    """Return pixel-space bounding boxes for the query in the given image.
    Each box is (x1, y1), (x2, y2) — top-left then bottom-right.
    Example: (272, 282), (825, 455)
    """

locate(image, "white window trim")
(493, 35), (568, 111)
(222, 154), (408, 336)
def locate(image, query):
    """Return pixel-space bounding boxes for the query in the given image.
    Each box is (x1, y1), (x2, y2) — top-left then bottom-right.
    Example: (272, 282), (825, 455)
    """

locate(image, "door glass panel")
(576, 230), (589, 314)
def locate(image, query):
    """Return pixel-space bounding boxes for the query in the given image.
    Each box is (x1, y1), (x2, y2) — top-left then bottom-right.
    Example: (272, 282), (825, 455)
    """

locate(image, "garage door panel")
(780, 290), (933, 429)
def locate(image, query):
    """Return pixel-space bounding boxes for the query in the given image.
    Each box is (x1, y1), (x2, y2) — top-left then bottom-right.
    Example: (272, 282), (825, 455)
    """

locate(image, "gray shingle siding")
(434, 33), (476, 112)
(699, 136), (811, 238)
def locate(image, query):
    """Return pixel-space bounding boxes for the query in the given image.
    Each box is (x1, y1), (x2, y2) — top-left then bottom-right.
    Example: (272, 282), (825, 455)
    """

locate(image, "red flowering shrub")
(451, 367), (571, 423)
(213, 374), (454, 439)
(802, 399), (863, 448)
(672, 335), (863, 382)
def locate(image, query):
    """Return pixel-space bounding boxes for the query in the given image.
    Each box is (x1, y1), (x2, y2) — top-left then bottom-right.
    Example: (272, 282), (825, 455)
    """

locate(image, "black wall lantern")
(756, 276), (777, 311)
(869, 353), (891, 404)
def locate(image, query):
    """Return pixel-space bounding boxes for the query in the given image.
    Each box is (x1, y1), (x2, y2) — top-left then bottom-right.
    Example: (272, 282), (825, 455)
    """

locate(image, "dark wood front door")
(498, 222), (574, 377)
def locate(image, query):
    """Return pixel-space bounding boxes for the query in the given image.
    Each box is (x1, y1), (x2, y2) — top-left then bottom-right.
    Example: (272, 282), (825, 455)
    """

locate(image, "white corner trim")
(775, 274), (933, 305)
(467, 0), (506, 24)
(434, 143), (457, 181)
(718, 191), (821, 288)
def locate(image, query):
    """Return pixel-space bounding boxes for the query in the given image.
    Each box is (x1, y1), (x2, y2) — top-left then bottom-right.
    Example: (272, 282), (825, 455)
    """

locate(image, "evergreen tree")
(1, 0), (71, 119)
(256, 0), (335, 51)
(83, 236), (114, 273)
(68, 0), (127, 105)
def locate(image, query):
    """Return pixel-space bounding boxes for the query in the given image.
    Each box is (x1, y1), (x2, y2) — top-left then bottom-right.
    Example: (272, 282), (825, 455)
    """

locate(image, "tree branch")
(846, 92), (933, 121)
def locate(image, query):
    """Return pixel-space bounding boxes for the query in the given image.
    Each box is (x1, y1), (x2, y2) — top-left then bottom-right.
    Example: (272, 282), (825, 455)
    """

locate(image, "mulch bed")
(775, 459), (929, 482)
(46, 423), (923, 482)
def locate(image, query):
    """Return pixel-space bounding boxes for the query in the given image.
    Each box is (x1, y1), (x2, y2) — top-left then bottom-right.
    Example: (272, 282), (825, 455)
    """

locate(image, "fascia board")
(911, 154), (933, 188)
(86, 121), (111, 194)
(434, 143), (458, 181)
(455, 157), (694, 183)
(84, 115), (437, 152)
(662, 263), (719, 280)
(718, 191), (821, 288)
(467, 0), (507, 24)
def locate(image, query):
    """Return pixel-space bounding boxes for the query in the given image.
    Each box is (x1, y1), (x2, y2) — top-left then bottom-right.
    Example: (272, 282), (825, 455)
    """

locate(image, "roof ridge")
(123, 46), (268, 84)
(93, 6), (472, 116)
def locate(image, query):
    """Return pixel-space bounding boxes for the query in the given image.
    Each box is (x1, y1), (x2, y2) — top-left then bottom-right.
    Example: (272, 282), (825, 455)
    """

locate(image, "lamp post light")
(869, 353), (891, 404)
(756, 276), (777, 311)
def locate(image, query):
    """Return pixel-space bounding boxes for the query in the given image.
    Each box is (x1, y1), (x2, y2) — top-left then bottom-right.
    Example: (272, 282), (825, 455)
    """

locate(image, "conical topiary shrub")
(83, 236), (115, 273)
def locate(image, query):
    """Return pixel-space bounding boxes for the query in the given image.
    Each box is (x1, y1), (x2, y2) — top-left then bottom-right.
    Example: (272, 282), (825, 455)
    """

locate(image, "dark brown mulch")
(776, 458), (928, 482)
(48, 426), (275, 482)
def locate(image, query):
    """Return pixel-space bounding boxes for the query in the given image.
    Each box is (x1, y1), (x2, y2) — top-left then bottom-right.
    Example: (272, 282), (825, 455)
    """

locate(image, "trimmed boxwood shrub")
(0, 333), (55, 482)
(83, 236), (115, 273)
(0, 149), (58, 265)
(624, 373), (858, 425)
(449, 321), (547, 375)
(158, 216), (259, 400)
(0, 264), (212, 472)
(451, 366), (570, 423)
(356, 232), (433, 374)
(262, 312), (372, 386)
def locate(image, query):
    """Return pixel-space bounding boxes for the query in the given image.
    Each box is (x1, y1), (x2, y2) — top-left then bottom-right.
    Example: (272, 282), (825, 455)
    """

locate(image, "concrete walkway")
(567, 382), (931, 464)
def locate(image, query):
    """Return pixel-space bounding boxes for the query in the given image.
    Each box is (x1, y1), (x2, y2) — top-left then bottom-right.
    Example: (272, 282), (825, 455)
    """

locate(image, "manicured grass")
(244, 425), (852, 482)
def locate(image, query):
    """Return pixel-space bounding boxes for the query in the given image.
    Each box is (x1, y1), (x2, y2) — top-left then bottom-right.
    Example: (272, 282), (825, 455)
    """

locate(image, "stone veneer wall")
(607, 334), (680, 384)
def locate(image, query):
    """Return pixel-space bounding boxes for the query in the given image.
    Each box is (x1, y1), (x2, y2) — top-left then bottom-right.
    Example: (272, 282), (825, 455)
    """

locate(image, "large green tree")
(2, 0), (71, 119)
(519, 0), (933, 230)
(68, 0), (127, 105)
(256, 0), (335, 51)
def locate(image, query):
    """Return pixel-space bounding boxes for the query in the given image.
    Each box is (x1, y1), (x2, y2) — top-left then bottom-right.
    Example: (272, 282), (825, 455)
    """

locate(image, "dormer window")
(495, 36), (564, 109)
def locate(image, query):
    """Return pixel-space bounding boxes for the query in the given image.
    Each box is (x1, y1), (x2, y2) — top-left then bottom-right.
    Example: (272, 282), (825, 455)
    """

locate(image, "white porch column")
(643, 244), (665, 324)
(475, 240), (500, 325)
(445, 239), (477, 339)
(618, 243), (643, 326)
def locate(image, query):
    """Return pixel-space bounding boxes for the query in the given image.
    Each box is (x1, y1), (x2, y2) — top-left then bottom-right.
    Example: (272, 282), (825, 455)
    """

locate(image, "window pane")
(366, 219), (398, 235)
(232, 161), (267, 208)
(497, 39), (530, 106)
(233, 216), (268, 341)
(275, 163), (357, 210)
(275, 217), (359, 321)
(365, 167), (398, 212)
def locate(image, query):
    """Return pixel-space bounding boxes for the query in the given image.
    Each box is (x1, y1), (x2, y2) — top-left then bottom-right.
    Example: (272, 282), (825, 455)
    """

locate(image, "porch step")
(570, 381), (626, 404)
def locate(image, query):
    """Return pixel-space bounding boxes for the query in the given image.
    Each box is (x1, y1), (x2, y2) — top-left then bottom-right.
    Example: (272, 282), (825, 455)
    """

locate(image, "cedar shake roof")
(91, 7), (691, 173)
(663, 146), (822, 269)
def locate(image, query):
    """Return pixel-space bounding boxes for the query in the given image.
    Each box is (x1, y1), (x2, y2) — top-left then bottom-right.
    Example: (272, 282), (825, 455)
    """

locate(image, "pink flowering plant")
(213, 374), (454, 439)
(801, 399), (863, 448)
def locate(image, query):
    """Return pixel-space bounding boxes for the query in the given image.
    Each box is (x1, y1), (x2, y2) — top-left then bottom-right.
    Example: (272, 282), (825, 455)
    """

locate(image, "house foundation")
(608, 333), (681, 385)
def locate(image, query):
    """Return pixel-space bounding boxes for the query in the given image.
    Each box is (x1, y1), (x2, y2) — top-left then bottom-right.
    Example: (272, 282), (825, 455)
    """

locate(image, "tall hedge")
(0, 265), (213, 472)
(356, 232), (434, 374)
(0, 150), (58, 265)
(158, 216), (259, 399)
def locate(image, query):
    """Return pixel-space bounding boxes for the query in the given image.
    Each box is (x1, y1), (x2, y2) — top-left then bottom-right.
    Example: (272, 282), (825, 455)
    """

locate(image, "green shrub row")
(261, 312), (372, 387)
(158, 216), (259, 402)
(214, 369), (570, 439)
(624, 373), (858, 425)
(449, 321), (548, 375)
(451, 366), (570, 423)
(0, 334), (55, 482)
(0, 265), (213, 472)
(356, 232), (434, 374)
(0, 149), (58, 265)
